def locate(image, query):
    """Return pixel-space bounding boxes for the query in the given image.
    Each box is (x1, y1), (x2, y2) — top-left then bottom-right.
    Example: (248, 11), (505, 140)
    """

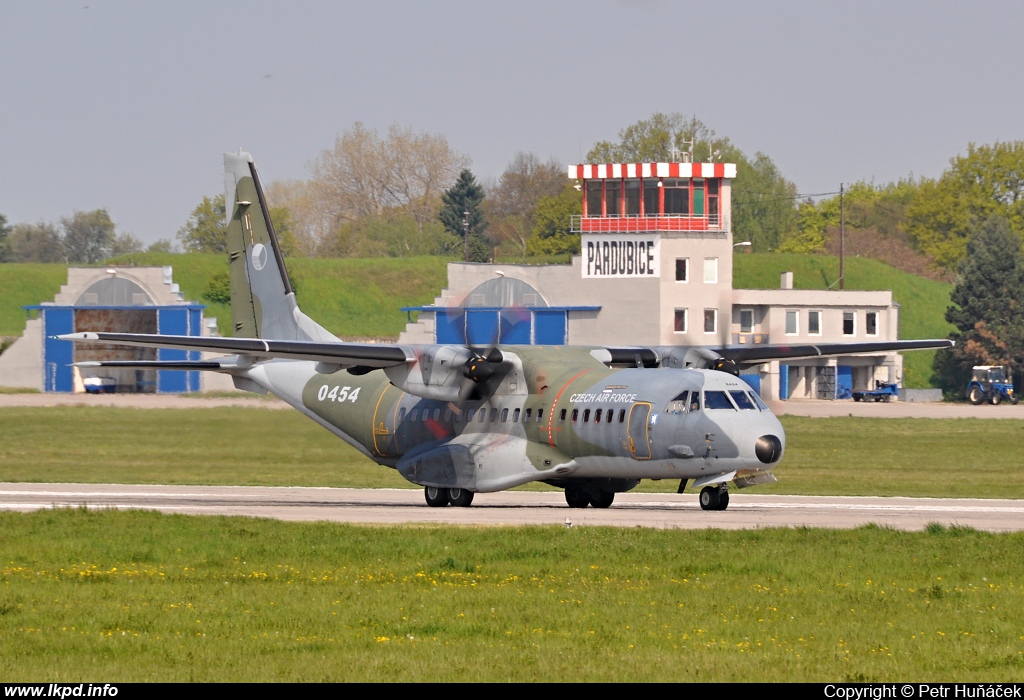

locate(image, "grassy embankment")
(2, 407), (1021, 499)
(2, 253), (950, 384)
(0, 508), (1021, 681)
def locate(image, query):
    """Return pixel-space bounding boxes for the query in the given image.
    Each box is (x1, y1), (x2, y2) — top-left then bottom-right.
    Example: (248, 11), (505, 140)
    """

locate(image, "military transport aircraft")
(61, 152), (952, 511)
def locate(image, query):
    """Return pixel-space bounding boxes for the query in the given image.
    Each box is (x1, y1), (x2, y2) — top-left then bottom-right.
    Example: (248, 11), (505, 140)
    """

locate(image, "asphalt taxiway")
(1, 483), (1021, 532)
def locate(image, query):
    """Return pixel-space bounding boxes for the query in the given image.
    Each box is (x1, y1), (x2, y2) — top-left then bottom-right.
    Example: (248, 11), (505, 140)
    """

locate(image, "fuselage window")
(443, 408), (452, 422)
(524, 408), (533, 422)
(559, 408), (567, 422)
(465, 407), (475, 422)
(606, 409), (614, 423)
(538, 408), (545, 422)
(571, 408), (579, 422)
(489, 408), (498, 422)
(594, 408), (603, 422)
(704, 391), (735, 410)
(729, 390), (757, 410)
(500, 408), (509, 422)
(688, 393), (701, 412)
(618, 409), (626, 423)
(478, 409), (486, 423)
(399, 407), (407, 421)
(582, 409), (591, 422)
(409, 408), (419, 422)
(432, 408), (441, 421)
(512, 408), (520, 422)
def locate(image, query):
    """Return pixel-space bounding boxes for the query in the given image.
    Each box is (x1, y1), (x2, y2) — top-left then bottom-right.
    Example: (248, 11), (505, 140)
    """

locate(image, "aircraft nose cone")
(755, 435), (783, 464)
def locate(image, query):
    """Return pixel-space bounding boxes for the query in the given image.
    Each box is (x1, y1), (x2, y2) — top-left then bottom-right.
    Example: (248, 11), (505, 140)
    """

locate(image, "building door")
(815, 366), (837, 400)
(627, 402), (652, 460)
(43, 308), (75, 392)
(836, 365), (854, 399)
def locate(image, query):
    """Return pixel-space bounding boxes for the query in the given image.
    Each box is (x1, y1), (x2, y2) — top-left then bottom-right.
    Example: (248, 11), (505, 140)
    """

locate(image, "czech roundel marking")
(251, 243), (268, 271)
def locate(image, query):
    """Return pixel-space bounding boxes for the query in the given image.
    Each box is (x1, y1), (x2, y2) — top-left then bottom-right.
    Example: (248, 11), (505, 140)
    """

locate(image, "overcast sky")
(2, 1), (1023, 244)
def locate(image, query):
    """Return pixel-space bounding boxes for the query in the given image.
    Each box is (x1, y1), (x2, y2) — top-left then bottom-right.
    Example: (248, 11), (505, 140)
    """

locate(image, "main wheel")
(716, 490), (730, 511)
(991, 393), (1002, 406)
(565, 486), (590, 508)
(424, 486), (449, 507)
(699, 486), (720, 511)
(590, 490), (615, 509)
(969, 387), (984, 405)
(448, 488), (474, 508)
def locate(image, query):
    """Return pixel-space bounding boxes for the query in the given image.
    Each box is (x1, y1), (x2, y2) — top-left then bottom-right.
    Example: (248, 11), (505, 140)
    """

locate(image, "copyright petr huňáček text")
(825, 686), (1022, 700)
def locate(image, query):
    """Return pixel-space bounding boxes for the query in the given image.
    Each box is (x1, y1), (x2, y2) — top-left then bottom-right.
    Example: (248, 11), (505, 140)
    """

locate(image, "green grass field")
(1, 407), (1021, 499)
(0, 509), (1021, 681)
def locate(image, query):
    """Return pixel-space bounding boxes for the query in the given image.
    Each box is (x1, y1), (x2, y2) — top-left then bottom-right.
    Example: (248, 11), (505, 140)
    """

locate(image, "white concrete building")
(400, 160), (906, 400)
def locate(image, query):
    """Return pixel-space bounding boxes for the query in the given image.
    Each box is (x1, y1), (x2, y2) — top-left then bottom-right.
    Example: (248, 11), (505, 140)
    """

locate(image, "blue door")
(837, 365), (854, 399)
(435, 309), (466, 344)
(466, 310), (499, 347)
(43, 308), (75, 392)
(533, 310), (567, 345)
(778, 363), (789, 400)
(157, 308), (189, 393)
(740, 373), (761, 396)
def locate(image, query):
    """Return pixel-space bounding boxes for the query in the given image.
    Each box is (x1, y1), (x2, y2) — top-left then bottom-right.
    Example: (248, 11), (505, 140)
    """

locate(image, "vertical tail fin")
(223, 151), (336, 342)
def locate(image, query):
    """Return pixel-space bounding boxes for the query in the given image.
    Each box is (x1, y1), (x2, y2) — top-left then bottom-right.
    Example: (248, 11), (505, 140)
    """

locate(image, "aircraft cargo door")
(627, 402), (652, 460)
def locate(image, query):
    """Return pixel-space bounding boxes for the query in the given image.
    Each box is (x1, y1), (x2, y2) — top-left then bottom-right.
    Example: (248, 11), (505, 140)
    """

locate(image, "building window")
(866, 311), (878, 336)
(663, 179), (689, 214)
(740, 309), (754, 333)
(674, 309), (688, 333)
(643, 179), (660, 215)
(605, 180), (621, 217)
(675, 258), (688, 282)
(785, 310), (799, 335)
(808, 310), (821, 336)
(704, 257), (718, 284)
(704, 308), (717, 334)
(625, 180), (640, 215)
(843, 311), (856, 336)
(585, 181), (602, 217)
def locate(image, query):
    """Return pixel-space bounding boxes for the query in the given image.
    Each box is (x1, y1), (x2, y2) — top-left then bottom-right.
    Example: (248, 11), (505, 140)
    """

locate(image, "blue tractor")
(967, 366), (1018, 405)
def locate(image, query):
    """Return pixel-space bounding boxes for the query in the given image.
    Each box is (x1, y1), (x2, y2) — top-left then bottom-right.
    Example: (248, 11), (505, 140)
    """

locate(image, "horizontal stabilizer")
(57, 332), (411, 369)
(720, 338), (953, 365)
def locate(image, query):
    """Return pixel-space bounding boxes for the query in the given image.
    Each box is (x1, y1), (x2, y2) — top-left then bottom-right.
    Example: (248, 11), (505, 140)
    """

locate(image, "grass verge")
(0, 509), (1021, 681)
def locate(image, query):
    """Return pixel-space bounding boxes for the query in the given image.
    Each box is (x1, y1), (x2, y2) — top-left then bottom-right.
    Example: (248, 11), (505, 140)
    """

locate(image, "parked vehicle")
(967, 366), (1017, 405)
(852, 381), (899, 402)
(83, 376), (117, 394)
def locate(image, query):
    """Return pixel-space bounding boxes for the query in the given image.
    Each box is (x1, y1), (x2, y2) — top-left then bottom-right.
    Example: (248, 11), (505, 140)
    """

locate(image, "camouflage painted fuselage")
(242, 345), (785, 493)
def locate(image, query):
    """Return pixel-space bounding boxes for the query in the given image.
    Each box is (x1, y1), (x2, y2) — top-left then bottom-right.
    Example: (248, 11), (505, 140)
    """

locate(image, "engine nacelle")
(384, 345), (473, 402)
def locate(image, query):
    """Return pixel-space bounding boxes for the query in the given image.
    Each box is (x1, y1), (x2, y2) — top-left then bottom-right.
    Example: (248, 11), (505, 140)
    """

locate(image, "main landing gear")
(564, 485), (615, 509)
(699, 485), (730, 511)
(424, 486), (475, 508)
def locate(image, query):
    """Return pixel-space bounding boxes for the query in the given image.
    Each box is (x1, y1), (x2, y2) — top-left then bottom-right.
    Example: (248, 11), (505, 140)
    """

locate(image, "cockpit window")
(688, 392), (701, 412)
(729, 390), (757, 410)
(749, 391), (769, 411)
(667, 391), (688, 414)
(704, 391), (735, 409)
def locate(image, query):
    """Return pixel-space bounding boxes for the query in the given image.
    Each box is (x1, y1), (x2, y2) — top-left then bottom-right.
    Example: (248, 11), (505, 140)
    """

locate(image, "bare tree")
(308, 123), (468, 237)
(486, 152), (565, 256)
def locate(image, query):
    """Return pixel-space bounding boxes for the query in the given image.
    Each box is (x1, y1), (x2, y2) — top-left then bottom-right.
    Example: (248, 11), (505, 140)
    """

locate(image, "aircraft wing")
(718, 338), (954, 366)
(57, 332), (411, 368)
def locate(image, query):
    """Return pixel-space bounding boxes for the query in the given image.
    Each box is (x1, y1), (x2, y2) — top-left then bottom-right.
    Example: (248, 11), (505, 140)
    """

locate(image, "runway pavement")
(2, 483), (1022, 532)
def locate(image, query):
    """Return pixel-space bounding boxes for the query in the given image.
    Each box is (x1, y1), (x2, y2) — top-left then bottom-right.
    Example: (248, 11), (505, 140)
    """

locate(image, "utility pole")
(463, 209), (470, 263)
(839, 183), (845, 290)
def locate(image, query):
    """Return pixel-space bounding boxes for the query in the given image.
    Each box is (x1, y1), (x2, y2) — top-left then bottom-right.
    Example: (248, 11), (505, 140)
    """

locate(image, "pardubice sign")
(582, 234), (660, 279)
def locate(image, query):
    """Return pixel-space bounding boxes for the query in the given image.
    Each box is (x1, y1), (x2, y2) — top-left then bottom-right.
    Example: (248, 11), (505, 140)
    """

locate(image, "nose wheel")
(699, 485), (730, 511)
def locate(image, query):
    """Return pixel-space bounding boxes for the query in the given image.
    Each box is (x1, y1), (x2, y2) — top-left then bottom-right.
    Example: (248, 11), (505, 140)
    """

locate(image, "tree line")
(0, 209), (168, 264)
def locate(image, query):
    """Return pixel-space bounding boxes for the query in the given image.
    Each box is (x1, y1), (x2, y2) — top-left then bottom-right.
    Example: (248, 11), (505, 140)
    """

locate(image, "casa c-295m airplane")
(62, 152), (952, 512)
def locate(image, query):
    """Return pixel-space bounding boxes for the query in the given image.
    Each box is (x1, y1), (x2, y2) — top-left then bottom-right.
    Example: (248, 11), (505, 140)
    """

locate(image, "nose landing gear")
(699, 485), (730, 511)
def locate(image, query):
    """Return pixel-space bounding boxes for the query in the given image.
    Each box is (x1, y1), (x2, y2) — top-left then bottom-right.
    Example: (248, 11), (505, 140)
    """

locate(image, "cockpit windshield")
(704, 391), (734, 409)
(729, 390), (757, 410)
